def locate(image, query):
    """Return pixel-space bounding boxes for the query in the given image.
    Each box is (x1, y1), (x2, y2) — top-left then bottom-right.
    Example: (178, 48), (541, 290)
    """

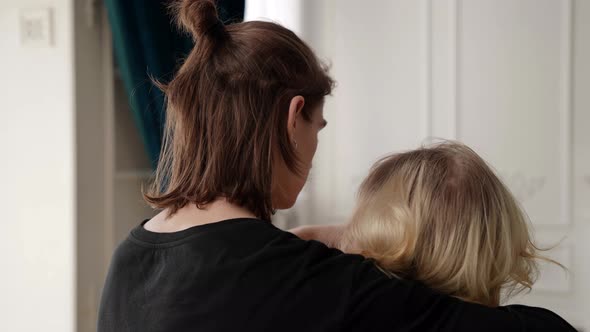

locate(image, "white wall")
(0, 1), (75, 332)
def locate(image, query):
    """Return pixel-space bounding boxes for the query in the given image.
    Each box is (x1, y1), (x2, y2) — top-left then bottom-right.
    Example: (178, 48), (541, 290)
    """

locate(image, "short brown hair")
(143, 0), (334, 220)
(341, 142), (560, 306)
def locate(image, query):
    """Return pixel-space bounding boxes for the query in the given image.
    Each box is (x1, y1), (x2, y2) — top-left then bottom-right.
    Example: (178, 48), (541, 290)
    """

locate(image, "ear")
(287, 95), (305, 138)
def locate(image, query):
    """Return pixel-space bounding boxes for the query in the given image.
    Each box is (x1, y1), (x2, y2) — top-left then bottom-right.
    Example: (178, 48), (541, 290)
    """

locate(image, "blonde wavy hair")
(341, 142), (558, 306)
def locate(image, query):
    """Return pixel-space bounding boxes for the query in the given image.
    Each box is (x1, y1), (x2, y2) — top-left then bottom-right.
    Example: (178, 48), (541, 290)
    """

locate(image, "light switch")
(20, 8), (54, 47)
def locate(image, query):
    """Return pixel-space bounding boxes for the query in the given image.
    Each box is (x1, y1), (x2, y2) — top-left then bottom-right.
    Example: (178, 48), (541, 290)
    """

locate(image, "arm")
(342, 257), (576, 332)
(289, 225), (575, 331)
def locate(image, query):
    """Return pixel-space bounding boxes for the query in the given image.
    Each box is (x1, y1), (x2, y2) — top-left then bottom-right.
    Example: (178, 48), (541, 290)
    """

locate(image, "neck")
(146, 198), (257, 233)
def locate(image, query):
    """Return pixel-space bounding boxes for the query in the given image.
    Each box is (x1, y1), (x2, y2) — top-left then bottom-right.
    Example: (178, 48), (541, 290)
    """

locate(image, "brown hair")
(144, 0), (334, 220)
(341, 141), (561, 306)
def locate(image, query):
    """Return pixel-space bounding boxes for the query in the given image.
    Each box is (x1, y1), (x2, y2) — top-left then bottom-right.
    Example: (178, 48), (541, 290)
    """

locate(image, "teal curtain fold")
(104, 0), (245, 169)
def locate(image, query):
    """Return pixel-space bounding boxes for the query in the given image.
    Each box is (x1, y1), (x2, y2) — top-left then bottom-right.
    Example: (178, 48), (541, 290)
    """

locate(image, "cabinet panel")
(322, 0), (429, 218)
(458, 0), (571, 226)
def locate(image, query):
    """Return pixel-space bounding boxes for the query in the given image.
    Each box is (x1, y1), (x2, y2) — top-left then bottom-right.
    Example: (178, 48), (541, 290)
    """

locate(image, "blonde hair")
(341, 141), (557, 306)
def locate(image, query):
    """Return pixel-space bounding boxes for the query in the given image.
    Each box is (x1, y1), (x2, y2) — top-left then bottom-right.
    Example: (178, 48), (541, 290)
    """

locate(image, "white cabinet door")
(445, 1), (587, 329)
(263, 0), (589, 328)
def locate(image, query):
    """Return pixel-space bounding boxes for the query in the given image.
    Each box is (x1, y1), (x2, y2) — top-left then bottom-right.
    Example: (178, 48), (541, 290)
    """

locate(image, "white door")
(247, 0), (590, 329)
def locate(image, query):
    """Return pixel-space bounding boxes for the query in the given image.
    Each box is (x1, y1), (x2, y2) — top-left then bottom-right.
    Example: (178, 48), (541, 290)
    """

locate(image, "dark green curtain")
(104, 0), (245, 168)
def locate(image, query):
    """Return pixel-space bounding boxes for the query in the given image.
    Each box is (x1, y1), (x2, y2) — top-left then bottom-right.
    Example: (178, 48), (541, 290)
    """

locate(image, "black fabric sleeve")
(341, 257), (576, 332)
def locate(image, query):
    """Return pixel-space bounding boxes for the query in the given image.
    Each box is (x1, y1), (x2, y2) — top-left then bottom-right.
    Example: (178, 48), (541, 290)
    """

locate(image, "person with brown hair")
(97, 1), (575, 331)
(294, 142), (566, 308)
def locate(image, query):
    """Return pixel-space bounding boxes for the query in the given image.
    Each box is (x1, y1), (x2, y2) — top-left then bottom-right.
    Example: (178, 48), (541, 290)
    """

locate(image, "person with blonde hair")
(294, 141), (561, 307)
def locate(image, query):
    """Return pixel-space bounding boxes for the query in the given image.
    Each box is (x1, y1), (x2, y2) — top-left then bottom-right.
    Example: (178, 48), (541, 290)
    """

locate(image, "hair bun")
(175, 0), (224, 41)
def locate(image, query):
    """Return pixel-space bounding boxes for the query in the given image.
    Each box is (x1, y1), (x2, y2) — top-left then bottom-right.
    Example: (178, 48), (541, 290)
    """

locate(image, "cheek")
(312, 134), (319, 156)
(304, 133), (319, 165)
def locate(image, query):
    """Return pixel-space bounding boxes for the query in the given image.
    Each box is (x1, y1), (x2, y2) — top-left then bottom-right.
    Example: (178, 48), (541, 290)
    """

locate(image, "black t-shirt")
(97, 218), (575, 332)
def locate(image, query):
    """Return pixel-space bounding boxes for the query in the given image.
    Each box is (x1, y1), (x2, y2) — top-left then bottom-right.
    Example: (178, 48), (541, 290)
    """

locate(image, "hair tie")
(208, 20), (225, 36)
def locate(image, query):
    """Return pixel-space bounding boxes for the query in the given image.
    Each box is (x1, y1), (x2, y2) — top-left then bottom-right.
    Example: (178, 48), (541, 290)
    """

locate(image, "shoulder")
(289, 224), (346, 248)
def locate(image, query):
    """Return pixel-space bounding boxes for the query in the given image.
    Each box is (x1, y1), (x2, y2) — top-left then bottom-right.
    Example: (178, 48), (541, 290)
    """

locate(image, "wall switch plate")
(20, 8), (54, 47)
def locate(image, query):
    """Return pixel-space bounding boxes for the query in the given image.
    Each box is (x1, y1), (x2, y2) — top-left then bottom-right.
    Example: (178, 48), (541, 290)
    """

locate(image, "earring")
(293, 138), (298, 149)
